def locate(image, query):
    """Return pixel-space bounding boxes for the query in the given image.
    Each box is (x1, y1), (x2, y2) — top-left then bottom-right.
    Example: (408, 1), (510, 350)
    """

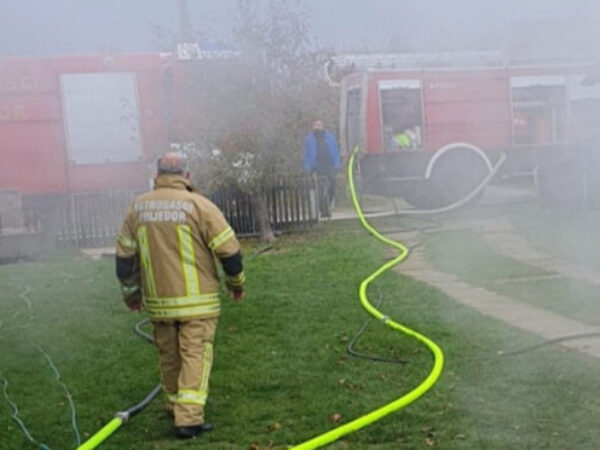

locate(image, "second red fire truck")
(336, 52), (600, 208)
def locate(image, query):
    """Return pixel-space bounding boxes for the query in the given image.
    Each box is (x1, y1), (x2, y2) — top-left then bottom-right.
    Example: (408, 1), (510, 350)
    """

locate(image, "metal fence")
(212, 176), (319, 236)
(40, 176), (320, 248)
(57, 189), (141, 248)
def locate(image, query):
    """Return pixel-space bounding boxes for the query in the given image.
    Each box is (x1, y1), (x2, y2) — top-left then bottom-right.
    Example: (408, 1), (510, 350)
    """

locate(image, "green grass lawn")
(510, 206), (600, 272)
(2, 224), (600, 449)
(421, 229), (552, 282)
(422, 226), (600, 327)
(492, 277), (600, 326)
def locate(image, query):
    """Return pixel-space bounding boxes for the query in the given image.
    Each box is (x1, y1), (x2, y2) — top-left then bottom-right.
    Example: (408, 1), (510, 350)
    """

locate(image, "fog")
(1, 0), (599, 55)
(2, 0), (600, 448)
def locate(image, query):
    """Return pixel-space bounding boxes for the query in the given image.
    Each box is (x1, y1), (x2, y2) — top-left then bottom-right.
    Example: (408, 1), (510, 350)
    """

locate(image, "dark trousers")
(316, 173), (336, 217)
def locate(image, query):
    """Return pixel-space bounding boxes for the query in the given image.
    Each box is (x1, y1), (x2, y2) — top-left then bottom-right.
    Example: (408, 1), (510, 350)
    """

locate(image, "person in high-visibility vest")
(115, 152), (245, 439)
(394, 130), (412, 149)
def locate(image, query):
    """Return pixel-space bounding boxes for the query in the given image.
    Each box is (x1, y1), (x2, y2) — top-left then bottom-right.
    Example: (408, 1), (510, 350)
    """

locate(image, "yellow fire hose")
(76, 322), (161, 450)
(76, 417), (123, 450)
(76, 382), (162, 450)
(289, 147), (444, 449)
(77, 146), (444, 450)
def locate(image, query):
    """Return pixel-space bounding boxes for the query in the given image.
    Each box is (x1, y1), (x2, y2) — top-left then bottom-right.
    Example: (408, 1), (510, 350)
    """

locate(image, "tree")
(181, 0), (338, 241)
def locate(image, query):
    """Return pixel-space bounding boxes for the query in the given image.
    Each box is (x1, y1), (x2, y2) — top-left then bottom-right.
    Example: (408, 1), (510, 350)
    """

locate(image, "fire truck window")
(511, 82), (567, 146)
(568, 75), (600, 142)
(60, 72), (142, 165)
(346, 88), (361, 152)
(380, 86), (423, 151)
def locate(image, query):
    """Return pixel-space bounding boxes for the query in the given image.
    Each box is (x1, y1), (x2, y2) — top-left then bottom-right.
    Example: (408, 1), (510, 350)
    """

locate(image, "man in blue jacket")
(303, 119), (341, 217)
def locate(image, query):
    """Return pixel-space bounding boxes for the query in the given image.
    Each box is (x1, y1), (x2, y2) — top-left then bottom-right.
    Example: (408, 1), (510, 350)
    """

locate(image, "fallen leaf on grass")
(425, 437), (436, 446)
(250, 443), (261, 450)
(268, 422), (282, 432)
(330, 413), (342, 423)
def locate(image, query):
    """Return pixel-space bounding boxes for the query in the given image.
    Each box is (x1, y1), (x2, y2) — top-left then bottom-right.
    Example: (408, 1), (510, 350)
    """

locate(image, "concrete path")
(440, 216), (600, 287)
(482, 217), (600, 287)
(81, 247), (115, 260)
(328, 183), (537, 222)
(391, 228), (600, 360)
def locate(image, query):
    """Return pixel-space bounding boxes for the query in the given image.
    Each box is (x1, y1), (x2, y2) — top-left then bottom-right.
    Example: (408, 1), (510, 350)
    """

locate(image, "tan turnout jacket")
(116, 174), (242, 320)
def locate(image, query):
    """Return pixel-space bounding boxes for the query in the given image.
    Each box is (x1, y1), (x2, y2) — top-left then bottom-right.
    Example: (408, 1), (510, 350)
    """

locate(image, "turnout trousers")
(152, 317), (218, 427)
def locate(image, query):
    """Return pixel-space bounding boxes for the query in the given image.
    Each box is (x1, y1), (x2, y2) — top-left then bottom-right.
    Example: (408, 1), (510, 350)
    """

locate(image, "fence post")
(309, 174), (318, 222)
(69, 193), (79, 247)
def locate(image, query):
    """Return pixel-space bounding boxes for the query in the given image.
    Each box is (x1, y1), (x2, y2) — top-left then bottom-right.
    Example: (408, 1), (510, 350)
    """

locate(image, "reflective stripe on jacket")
(116, 174), (241, 320)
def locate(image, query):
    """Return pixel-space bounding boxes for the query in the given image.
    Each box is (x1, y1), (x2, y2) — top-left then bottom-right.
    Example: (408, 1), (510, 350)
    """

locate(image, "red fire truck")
(0, 51), (208, 240)
(0, 52), (209, 252)
(337, 53), (600, 207)
(0, 52), (204, 198)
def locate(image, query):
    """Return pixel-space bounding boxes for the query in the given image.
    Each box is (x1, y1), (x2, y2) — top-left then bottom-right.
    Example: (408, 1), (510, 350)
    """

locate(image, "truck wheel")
(536, 154), (585, 208)
(428, 147), (490, 208)
(401, 181), (437, 209)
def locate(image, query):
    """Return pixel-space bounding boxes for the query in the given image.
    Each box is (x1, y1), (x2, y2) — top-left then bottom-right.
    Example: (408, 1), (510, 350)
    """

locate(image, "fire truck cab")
(338, 53), (600, 207)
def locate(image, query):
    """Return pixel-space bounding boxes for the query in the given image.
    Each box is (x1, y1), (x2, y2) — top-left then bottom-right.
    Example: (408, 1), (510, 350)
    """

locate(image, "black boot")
(176, 423), (213, 439)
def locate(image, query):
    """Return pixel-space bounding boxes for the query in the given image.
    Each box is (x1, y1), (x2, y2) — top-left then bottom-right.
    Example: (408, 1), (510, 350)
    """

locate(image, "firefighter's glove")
(228, 288), (245, 303)
(128, 301), (143, 312)
(126, 295), (143, 312)
(122, 284), (143, 312)
(225, 271), (245, 292)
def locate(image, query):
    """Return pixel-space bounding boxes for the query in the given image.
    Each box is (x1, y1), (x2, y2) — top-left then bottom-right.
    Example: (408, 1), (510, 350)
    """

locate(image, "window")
(511, 76), (567, 146)
(346, 88), (361, 152)
(61, 72), (142, 164)
(380, 80), (423, 151)
(568, 75), (600, 141)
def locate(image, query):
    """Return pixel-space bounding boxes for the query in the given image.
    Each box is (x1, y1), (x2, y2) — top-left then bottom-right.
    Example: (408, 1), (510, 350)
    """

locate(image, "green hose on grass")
(290, 147), (445, 449)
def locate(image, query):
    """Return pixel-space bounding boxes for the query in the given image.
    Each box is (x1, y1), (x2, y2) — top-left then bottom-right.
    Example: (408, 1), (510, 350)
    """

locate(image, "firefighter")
(115, 151), (245, 439)
(394, 128), (419, 150)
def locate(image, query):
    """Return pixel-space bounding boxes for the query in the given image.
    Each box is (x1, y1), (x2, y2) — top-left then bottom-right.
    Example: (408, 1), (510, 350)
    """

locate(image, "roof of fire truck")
(325, 50), (600, 88)
(330, 50), (599, 74)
